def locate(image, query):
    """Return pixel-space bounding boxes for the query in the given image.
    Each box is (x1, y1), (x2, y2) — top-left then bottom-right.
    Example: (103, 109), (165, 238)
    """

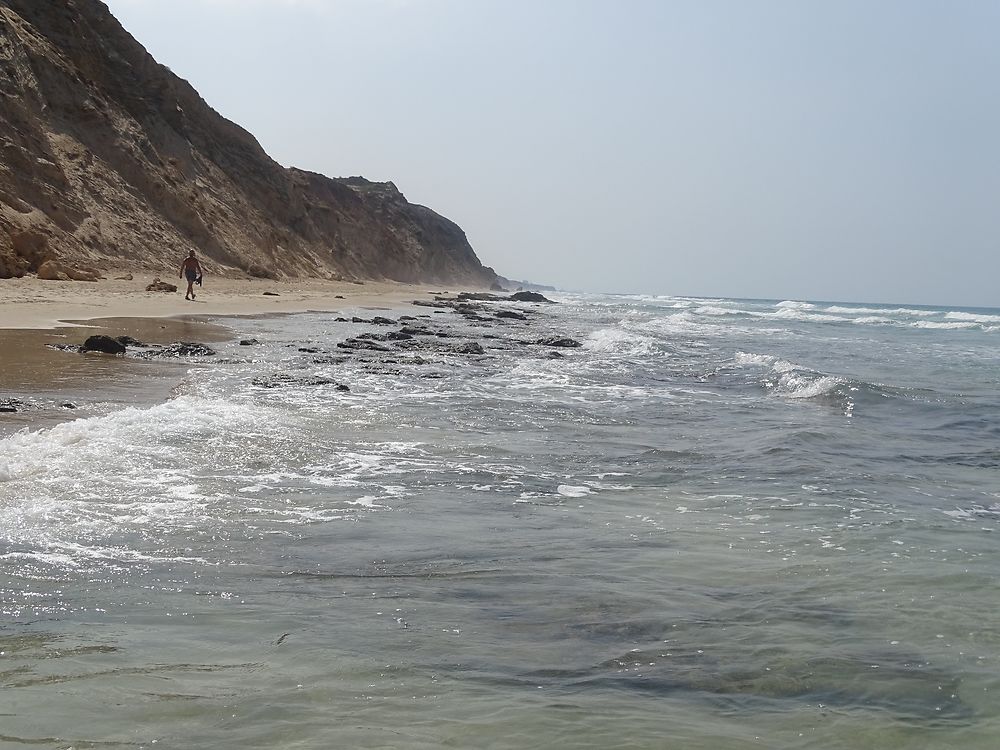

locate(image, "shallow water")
(2, 294), (999, 748)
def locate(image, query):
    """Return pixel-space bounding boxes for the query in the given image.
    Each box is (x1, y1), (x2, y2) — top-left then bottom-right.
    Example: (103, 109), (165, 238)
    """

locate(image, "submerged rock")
(251, 374), (350, 390)
(495, 310), (528, 320)
(135, 342), (217, 358)
(536, 337), (581, 348)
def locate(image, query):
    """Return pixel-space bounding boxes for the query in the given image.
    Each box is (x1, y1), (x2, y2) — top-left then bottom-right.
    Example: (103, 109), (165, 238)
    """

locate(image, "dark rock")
(495, 310), (528, 320)
(547, 351), (565, 359)
(399, 315), (417, 321)
(335, 295), (345, 299)
(334, 317), (351, 322)
(399, 326), (435, 336)
(356, 331), (413, 342)
(457, 292), (504, 302)
(371, 316), (397, 325)
(61, 402), (77, 408)
(116, 335), (145, 346)
(510, 291), (554, 303)
(239, 338), (261, 346)
(351, 317), (370, 324)
(455, 342), (484, 355)
(337, 339), (392, 352)
(0, 399), (20, 413)
(311, 355), (350, 365)
(298, 347), (321, 353)
(252, 374), (350, 390)
(263, 291), (280, 296)
(536, 337), (582, 348)
(82, 335), (126, 355)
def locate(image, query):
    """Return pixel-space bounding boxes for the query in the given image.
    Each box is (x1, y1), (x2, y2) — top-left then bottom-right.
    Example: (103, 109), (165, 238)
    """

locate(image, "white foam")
(584, 328), (659, 356)
(734, 352), (775, 367)
(694, 306), (748, 317)
(777, 374), (841, 399)
(0, 396), (266, 484)
(912, 321), (979, 330)
(557, 485), (594, 498)
(775, 300), (815, 310)
(766, 308), (850, 323)
(824, 306), (938, 317)
(945, 311), (1000, 323)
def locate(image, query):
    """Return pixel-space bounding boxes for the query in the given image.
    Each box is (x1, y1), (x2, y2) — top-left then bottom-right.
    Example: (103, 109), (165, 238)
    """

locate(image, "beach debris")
(535, 337), (582, 348)
(81, 335), (126, 355)
(145, 277), (177, 293)
(251, 374), (350, 390)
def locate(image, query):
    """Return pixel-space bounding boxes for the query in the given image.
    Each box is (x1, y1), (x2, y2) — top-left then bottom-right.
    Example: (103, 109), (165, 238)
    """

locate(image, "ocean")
(1, 293), (998, 749)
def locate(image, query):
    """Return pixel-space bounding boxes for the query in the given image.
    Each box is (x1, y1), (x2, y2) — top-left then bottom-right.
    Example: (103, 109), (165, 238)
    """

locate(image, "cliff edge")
(0, 0), (498, 285)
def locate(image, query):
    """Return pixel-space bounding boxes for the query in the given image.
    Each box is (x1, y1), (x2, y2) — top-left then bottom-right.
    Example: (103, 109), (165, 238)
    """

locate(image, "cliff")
(0, 0), (497, 285)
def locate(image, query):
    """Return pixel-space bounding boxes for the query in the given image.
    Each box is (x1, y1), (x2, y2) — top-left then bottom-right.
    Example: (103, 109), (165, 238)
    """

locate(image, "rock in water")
(82, 335), (126, 354)
(510, 291), (554, 303)
(536, 337), (581, 348)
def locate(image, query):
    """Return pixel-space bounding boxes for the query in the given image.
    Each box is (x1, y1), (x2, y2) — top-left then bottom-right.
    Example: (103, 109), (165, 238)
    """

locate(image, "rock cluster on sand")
(0, 0), (499, 288)
(145, 278), (178, 293)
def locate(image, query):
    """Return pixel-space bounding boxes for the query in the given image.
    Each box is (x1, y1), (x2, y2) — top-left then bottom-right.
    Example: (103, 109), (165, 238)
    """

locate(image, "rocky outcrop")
(0, 0), (498, 286)
(37, 259), (101, 281)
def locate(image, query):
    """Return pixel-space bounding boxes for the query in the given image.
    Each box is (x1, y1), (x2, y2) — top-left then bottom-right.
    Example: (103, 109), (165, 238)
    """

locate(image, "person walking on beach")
(179, 250), (203, 301)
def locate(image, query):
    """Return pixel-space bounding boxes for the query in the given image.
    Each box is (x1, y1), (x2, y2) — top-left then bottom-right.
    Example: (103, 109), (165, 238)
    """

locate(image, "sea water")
(1, 294), (999, 748)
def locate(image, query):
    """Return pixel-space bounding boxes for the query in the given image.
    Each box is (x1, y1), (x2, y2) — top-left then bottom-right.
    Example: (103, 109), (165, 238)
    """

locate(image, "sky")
(104, 0), (999, 306)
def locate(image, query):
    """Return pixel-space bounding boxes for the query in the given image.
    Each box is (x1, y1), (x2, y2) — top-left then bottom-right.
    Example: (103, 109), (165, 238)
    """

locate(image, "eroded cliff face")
(0, 0), (497, 284)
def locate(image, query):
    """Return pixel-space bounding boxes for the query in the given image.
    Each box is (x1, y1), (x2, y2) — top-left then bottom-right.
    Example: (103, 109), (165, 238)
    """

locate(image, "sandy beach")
(0, 271), (449, 331)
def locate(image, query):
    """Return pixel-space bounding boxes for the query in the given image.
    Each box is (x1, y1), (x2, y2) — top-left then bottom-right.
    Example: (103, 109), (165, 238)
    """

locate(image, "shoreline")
(0, 273), (473, 431)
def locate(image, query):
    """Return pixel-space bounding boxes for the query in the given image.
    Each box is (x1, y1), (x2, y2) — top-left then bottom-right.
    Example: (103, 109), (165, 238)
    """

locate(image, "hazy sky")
(104, 0), (999, 305)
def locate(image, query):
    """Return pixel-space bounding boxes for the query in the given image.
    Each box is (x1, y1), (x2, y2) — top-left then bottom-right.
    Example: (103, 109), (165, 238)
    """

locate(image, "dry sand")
(0, 270), (447, 330)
